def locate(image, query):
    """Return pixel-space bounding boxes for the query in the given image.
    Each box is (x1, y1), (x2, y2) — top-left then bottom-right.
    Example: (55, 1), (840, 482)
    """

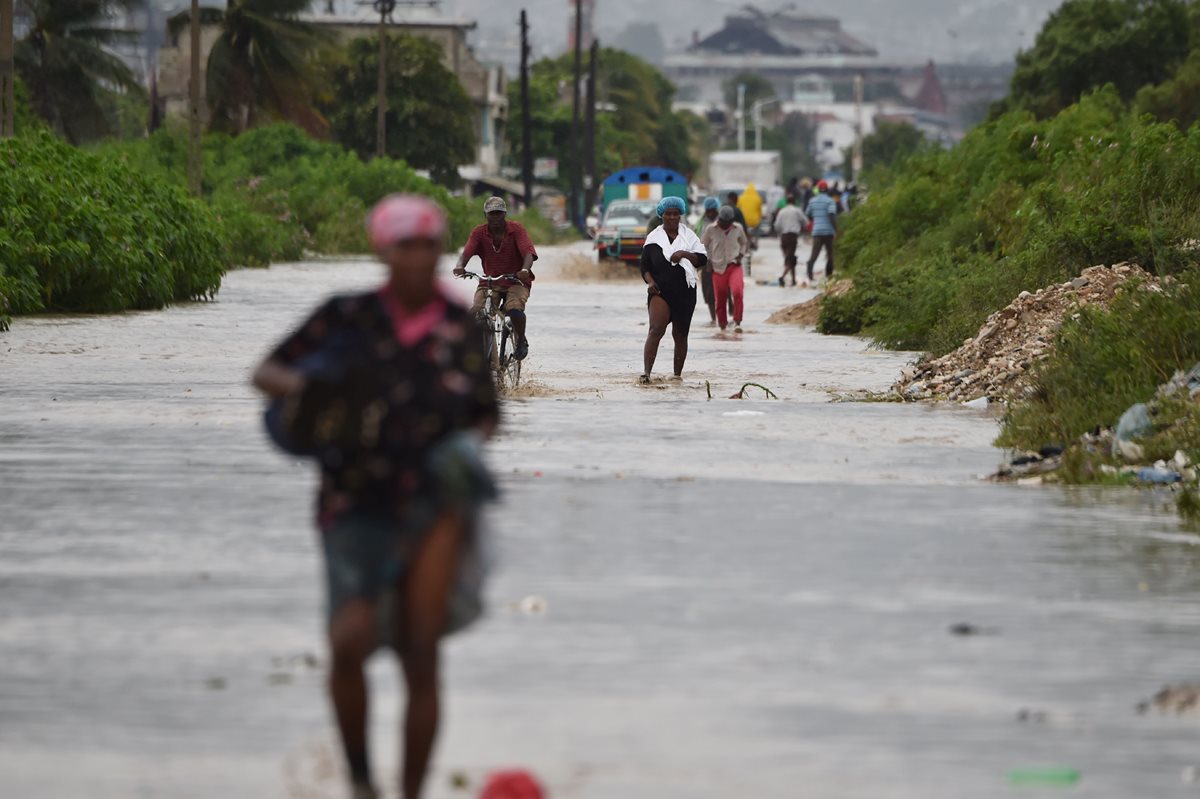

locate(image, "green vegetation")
(94, 123), (476, 264)
(317, 33), (476, 184)
(997, 0), (1192, 119)
(0, 131), (225, 330)
(505, 48), (698, 187)
(819, 90), (1200, 355)
(999, 281), (1200, 450)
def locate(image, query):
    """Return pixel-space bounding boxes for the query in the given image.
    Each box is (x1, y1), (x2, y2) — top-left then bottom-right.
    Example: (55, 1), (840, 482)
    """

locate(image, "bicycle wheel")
(497, 325), (521, 390)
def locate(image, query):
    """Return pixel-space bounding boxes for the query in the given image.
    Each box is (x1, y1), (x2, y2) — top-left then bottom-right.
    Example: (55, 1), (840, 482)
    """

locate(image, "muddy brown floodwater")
(3, 243), (1200, 799)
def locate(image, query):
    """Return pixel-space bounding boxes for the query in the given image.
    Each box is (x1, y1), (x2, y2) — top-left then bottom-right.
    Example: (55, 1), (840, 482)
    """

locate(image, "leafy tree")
(762, 112), (819, 182)
(505, 47), (697, 189)
(1000, 0), (1191, 118)
(722, 71), (775, 112)
(14, 0), (145, 143)
(170, 0), (330, 134)
(317, 33), (475, 184)
(863, 120), (924, 171)
(1137, 48), (1200, 129)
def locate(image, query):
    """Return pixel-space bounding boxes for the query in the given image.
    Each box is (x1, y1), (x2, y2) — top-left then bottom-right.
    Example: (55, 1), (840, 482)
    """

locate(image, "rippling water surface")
(2, 244), (1198, 798)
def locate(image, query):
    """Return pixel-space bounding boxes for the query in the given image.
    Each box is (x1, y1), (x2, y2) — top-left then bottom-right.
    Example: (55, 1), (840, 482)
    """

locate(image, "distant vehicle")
(594, 199), (659, 264)
(708, 151), (781, 194)
(601, 166), (689, 212)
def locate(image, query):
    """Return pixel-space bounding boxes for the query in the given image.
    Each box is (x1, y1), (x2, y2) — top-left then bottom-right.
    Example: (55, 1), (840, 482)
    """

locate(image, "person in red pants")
(701, 205), (749, 333)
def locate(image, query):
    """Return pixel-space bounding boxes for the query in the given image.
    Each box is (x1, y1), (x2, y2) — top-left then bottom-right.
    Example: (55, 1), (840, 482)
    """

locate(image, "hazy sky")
(445, 0), (1066, 64)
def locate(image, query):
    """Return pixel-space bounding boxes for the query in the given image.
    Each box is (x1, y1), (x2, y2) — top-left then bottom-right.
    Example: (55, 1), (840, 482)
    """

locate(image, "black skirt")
(641, 242), (704, 335)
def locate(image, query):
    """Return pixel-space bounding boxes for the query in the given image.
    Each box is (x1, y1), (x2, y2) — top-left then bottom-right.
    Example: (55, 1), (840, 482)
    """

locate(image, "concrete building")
(156, 2), (506, 174)
(664, 5), (897, 106)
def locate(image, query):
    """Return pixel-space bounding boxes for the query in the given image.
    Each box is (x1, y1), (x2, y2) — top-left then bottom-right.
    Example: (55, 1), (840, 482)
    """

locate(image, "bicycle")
(460, 271), (523, 390)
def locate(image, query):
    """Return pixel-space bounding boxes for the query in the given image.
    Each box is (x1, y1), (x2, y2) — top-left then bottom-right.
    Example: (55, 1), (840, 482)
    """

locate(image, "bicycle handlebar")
(459, 271), (522, 284)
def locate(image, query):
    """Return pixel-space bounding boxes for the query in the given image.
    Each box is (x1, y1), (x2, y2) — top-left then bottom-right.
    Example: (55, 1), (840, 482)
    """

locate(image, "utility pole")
(519, 9), (532, 208)
(0, 0), (14, 138)
(584, 38), (597, 222)
(374, 0), (395, 159)
(736, 83), (745, 151)
(187, 0), (202, 195)
(852, 73), (864, 180)
(752, 97), (779, 152)
(568, 0), (583, 232)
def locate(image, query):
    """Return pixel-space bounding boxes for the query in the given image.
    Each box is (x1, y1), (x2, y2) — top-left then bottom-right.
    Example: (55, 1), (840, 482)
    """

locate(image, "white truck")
(708, 150), (782, 194)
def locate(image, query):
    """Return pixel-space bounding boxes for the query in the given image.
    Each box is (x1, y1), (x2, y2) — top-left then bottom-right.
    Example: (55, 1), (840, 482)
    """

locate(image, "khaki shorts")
(472, 283), (529, 314)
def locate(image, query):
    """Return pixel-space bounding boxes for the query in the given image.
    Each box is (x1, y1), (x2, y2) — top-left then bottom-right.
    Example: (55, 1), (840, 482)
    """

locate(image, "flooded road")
(2, 243), (1199, 798)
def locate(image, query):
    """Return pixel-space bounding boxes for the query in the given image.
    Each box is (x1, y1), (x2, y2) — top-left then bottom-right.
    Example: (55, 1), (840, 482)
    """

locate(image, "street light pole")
(187, 0), (202, 195)
(374, 0), (395, 159)
(752, 97), (779, 151)
(852, 73), (864, 180)
(736, 83), (745, 151)
(0, 0), (14, 138)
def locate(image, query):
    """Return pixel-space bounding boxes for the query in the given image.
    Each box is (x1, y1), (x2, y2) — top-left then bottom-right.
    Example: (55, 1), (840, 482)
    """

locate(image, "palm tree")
(14, 0), (146, 142)
(174, 0), (329, 134)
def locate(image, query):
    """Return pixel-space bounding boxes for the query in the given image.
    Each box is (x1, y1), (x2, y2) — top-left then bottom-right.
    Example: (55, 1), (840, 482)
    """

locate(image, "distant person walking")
(805, 180), (839, 281)
(640, 196), (708, 382)
(695, 197), (721, 325)
(773, 195), (809, 286)
(701, 205), (749, 333)
(254, 195), (499, 799)
(723, 191), (749, 233)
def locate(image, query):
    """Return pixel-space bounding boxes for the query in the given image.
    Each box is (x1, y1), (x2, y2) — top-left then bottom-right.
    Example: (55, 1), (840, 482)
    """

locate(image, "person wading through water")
(640, 196), (708, 383)
(694, 196), (721, 325)
(701, 205), (749, 333)
(773, 195), (809, 287)
(805, 180), (839, 282)
(254, 195), (499, 799)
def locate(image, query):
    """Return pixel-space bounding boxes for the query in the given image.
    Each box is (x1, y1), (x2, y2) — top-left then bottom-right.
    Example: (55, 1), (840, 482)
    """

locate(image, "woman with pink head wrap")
(254, 194), (498, 799)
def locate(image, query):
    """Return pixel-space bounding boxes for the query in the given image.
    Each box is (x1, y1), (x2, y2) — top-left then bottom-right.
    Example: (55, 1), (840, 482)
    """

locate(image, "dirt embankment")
(766, 280), (854, 326)
(895, 263), (1164, 402)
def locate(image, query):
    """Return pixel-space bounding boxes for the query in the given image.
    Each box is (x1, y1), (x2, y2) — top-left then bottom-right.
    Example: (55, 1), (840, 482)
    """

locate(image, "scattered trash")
(449, 770), (471, 790)
(479, 769), (545, 799)
(267, 672), (293, 686)
(962, 396), (989, 410)
(1136, 466), (1183, 484)
(1114, 403), (1153, 451)
(1138, 684), (1200, 715)
(203, 677), (227, 691)
(948, 622), (999, 636)
(506, 595), (549, 616)
(730, 382), (778, 400)
(1016, 708), (1050, 724)
(1006, 767), (1080, 787)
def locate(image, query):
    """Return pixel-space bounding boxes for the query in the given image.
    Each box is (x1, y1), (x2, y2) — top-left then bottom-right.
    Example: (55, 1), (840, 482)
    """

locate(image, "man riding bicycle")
(453, 196), (538, 360)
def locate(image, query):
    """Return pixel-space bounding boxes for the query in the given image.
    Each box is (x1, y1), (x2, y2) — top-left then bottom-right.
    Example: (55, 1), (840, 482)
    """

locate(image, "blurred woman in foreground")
(253, 195), (498, 799)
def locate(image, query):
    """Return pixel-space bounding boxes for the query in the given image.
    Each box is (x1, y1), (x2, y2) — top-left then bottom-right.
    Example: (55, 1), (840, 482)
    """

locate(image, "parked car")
(594, 200), (659, 265)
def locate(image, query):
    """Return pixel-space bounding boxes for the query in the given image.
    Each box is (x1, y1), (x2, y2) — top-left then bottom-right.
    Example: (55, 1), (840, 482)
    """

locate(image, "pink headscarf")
(366, 194), (448, 251)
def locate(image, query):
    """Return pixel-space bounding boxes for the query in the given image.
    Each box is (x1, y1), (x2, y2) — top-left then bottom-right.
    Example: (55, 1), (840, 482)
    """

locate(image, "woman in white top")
(639, 196), (708, 383)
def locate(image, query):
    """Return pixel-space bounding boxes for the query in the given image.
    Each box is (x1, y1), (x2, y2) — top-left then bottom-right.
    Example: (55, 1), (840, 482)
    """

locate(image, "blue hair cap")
(703, 196), (719, 211)
(656, 196), (687, 217)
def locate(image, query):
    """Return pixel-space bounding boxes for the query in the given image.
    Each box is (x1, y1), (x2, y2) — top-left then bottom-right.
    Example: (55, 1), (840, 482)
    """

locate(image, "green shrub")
(92, 123), (476, 259)
(821, 89), (1200, 354)
(999, 276), (1200, 449)
(0, 131), (226, 329)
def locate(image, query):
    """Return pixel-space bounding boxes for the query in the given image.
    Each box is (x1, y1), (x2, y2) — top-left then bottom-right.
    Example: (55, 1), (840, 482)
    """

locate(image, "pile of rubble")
(766, 279), (853, 326)
(895, 264), (1162, 402)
